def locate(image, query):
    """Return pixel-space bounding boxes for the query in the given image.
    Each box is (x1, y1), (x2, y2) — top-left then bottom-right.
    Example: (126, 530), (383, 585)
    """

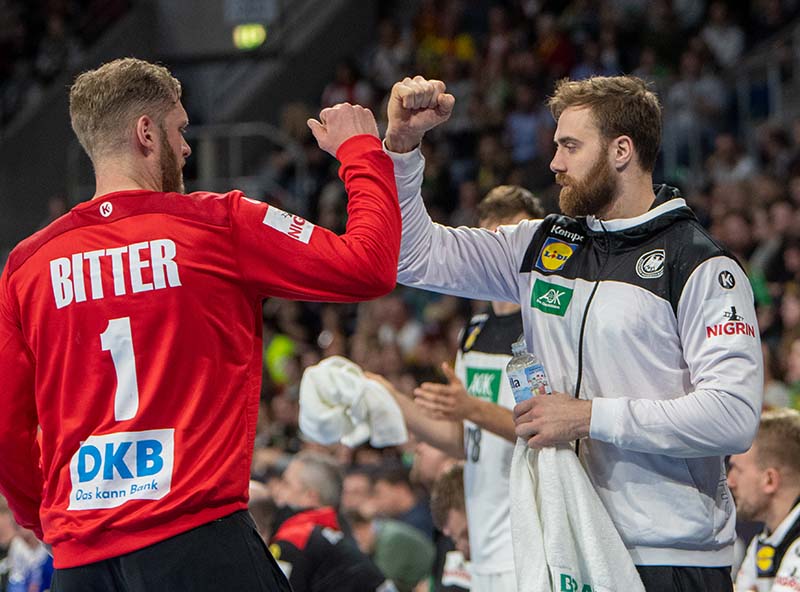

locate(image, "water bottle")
(506, 338), (552, 404)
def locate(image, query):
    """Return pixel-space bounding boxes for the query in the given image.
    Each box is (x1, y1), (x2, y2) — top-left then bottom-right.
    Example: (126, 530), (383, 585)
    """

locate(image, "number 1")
(100, 317), (140, 421)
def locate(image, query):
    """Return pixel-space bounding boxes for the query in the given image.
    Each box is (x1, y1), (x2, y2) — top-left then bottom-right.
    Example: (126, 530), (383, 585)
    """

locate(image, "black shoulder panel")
(519, 212), (740, 315)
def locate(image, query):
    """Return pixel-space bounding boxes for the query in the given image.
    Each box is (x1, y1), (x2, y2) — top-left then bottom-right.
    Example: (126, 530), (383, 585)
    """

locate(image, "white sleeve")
(776, 539), (800, 588)
(387, 145), (540, 303)
(590, 257), (763, 457)
(733, 536), (757, 592)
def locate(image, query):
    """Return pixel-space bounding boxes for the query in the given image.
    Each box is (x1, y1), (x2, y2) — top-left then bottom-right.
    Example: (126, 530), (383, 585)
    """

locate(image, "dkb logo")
(68, 428), (175, 510)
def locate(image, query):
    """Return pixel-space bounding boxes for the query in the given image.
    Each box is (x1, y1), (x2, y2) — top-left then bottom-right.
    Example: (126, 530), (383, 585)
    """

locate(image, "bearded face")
(556, 141), (618, 218)
(159, 125), (184, 194)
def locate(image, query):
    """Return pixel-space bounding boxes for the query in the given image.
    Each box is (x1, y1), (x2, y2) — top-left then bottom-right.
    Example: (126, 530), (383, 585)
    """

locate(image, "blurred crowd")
(3, 0), (800, 589)
(0, 0), (130, 127)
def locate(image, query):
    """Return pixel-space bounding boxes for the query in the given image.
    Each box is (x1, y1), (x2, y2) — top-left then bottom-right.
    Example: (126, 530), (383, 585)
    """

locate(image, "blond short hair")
(754, 408), (800, 478)
(477, 185), (544, 225)
(69, 57), (182, 161)
(547, 76), (662, 172)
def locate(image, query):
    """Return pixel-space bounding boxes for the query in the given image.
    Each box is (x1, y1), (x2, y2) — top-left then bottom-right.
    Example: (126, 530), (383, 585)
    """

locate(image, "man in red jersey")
(0, 57), (400, 591)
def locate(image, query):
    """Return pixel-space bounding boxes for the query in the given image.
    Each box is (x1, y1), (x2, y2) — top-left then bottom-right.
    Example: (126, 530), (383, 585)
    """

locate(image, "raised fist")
(307, 103), (379, 158)
(385, 76), (455, 153)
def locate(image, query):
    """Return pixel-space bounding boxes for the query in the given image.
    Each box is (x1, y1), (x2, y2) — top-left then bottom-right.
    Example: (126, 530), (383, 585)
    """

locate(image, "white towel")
(299, 356), (408, 448)
(510, 440), (645, 592)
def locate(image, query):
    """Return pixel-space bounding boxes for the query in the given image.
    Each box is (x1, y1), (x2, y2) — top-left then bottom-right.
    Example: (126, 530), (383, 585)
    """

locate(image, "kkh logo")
(531, 279), (573, 317)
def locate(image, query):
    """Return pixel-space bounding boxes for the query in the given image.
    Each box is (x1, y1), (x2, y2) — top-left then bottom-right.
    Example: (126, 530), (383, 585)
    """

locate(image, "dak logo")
(718, 270), (736, 289)
(531, 279), (574, 316)
(535, 238), (578, 272)
(636, 249), (665, 279)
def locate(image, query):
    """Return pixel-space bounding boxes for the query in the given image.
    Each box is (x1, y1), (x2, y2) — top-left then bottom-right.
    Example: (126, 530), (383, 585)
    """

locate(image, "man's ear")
(612, 135), (634, 170)
(764, 466), (782, 495)
(134, 115), (157, 154)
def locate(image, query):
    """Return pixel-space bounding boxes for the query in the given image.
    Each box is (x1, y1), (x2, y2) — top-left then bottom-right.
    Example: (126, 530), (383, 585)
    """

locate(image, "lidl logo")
(756, 543), (775, 574)
(465, 368), (502, 403)
(531, 279), (573, 317)
(536, 237), (578, 272)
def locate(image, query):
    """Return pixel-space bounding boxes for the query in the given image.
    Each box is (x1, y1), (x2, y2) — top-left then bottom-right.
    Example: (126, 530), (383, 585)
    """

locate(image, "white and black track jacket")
(388, 146), (763, 568)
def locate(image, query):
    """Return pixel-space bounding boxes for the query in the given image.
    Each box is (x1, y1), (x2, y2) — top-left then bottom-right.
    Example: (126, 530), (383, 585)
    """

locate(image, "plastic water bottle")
(506, 338), (552, 404)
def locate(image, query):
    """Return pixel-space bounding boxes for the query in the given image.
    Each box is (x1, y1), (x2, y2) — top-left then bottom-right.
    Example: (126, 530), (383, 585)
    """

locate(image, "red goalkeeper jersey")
(0, 135), (398, 568)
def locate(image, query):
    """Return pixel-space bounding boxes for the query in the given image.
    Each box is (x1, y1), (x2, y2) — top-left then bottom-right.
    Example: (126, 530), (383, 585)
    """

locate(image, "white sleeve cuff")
(382, 140), (424, 178)
(589, 397), (625, 444)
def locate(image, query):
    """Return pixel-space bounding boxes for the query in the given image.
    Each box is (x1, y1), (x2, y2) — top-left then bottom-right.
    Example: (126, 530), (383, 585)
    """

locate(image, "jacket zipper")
(574, 221), (610, 456)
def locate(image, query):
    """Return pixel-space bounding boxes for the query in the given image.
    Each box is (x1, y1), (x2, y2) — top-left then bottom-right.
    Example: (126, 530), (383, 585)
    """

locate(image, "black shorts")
(637, 565), (732, 592)
(51, 511), (292, 592)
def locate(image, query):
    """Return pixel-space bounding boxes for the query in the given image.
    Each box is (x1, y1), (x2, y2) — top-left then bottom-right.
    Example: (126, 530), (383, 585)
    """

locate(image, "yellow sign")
(538, 239), (575, 271)
(757, 544), (775, 572)
(233, 24), (267, 50)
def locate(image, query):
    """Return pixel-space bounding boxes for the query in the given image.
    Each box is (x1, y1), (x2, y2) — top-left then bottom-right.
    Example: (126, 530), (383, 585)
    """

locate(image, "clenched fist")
(385, 76), (455, 153)
(307, 103), (379, 158)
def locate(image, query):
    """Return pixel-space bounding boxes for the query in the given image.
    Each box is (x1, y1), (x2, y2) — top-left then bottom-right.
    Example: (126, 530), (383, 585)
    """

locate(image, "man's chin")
(558, 191), (579, 217)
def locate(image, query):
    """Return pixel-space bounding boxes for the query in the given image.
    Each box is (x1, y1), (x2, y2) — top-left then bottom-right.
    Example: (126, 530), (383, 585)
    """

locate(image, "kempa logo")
(718, 270), (736, 289)
(465, 368), (501, 403)
(531, 279), (573, 316)
(551, 225), (584, 243)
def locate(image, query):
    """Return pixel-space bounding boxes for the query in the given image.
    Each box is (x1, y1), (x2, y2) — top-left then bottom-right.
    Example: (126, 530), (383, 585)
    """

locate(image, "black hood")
(577, 184), (696, 248)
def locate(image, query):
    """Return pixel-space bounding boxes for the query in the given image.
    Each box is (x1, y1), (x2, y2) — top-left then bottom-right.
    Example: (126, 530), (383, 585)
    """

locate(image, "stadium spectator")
(321, 59), (375, 111)
(267, 452), (395, 592)
(410, 442), (467, 592)
(430, 464), (469, 564)
(341, 466), (375, 514)
(701, 1), (745, 69)
(705, 132), (758, 185)
(371, 464), (435, 539)
(348, 509), (435, 592)
(664, 49), (728, 169)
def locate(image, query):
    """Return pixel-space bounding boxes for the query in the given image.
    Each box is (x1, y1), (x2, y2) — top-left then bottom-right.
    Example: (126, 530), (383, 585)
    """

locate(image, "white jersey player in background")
(373, 185), (544, 592)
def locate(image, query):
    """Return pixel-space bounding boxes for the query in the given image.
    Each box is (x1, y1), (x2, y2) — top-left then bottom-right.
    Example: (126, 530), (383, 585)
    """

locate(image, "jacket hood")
(579, 185), (697, 250)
